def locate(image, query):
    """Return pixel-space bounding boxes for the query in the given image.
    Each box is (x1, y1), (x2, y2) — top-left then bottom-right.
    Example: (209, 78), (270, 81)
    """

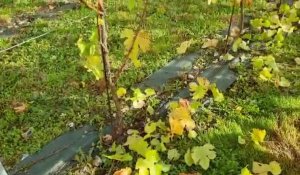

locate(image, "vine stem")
(113, 0), (149, 82)
(97, 0), (123, 139)
(240, 0), (244, 32)
(224, 3), (235, 53)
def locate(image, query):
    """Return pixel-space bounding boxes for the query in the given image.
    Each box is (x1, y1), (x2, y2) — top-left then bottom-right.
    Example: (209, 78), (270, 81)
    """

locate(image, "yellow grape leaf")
(240, 167), (253, 175)
(117, 87), (127, 98)
(208, 0), (217, 5)
(121, 29), (150, 67)
(169, 104), (195, 136)
(251, 128), (266, 145)
(277, 77), (290, 87)
(113, 167), (132, 175)
(259, 67), (272, 81)
(202, 39), (218, 49)
(83, 56), (104, 80)
(252, 162), (270, 174)
(295, 1), (300, 9)
(269, 161), (281, 175)
(177, 39), (194, 54)
(295, 57), (300, 65)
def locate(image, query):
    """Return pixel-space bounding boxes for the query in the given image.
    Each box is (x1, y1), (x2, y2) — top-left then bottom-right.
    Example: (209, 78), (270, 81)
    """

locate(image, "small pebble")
(188, 74), (195, 80)
(92, 156), (102, 167)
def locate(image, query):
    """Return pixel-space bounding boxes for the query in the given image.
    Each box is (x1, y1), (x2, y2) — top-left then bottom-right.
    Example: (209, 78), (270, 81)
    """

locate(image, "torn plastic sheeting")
(10, 125), (98, 175)
(138, 52), (200, 91)
(0, 161), (8, 175)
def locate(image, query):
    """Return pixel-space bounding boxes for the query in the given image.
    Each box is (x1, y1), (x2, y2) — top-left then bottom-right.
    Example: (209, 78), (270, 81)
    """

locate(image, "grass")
(0, 0), (299, 174)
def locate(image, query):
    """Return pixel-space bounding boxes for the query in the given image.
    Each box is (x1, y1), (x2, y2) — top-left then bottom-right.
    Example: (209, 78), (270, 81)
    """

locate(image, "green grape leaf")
(189, 77), (210, 100)
(135, 149), (169, 175)
(104, 153), (133, 161)
(188, 130), (198, 139)
(238, 136), (246, 145)
(232, 38), (249, 52)
(125, 134), (148, 157)
(251, 18), (263, 29)
(252, 57), (264, 70)
(145, 122), (157, 135)
(145, 88), (156, 97)
(278, 77), (291, 87)
(210, 84), (224, 102)
(190, 144), (216, 170)
(83, 56), (104, 80)
(184, 149), (194, 166)
(279, 4), (290, 14)
(167, 149), (180, 161)
(264, 55), (279, 72)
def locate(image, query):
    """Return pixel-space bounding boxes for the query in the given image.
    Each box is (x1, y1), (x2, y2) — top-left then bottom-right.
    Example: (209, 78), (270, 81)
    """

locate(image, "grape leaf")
(277, 77), (291, 87)
(191, 144), (216, 170)
(135, 149), (170, 175)
(125, 134), (148, 157)
(169, 105), (195, 136)
(83, 56), (104, 80)
(295, 1), (300, 9)
(240, 167), (253, 175)
(113, 167), (132, 175)
(269, 161), (282, 175)
(189, 77), (210, 100)
(188, 130), (197, 139)
(252, 57), (264, 70)
(177, 39), (194, 54)
(117, 87), (127, 98)
(259, 67), (272, 81)
(121, 29), (150, 67)
(232, 38), (250, 52)
(202, 39), (218, 49)
(210, 84), (224, 102)
(104, 153), (133, 161)
(251, 128), (266, 145)
(294, 57), (300, 65)
(167, 149), (180, 161)
(208, 0), (217, 5)
(238, 136), (246, 145)
(184, 149), (194, 166)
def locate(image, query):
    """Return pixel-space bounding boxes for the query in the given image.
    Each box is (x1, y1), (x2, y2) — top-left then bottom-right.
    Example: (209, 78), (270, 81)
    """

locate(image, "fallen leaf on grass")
(113, 167), (132, 175)
(294, 57), (300, 65)
(202, 39), (218, 49)
(177, 39), (194, 54)
(13, 102), (28, 113)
